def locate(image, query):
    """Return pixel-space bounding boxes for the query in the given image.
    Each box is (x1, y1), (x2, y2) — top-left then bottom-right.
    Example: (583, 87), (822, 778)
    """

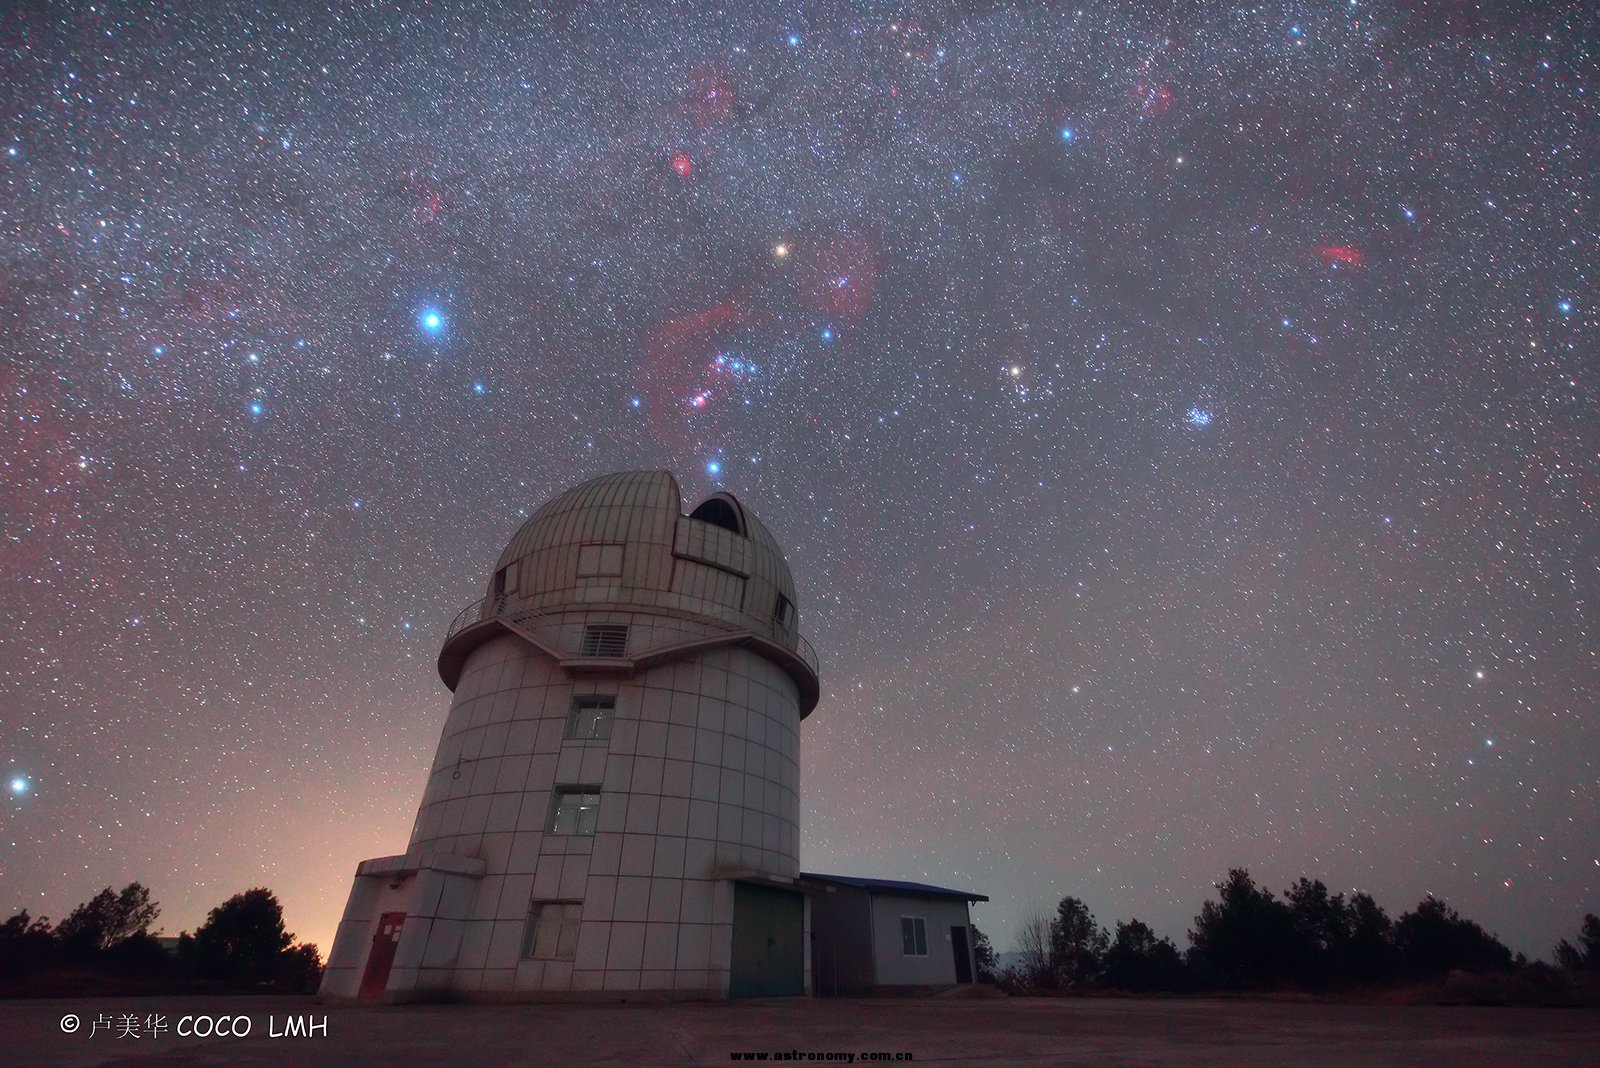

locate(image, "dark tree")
(1050, 896), (1109, 989)
(1394, 896), (1513, 977)
(55, 883), (160, 954)
(0, 910), (53, 941)
(1013, 908), (1056, 989)
(1103, 919), (1187, 992)
(1553, 913), (1599, 971)
(1341, 891), (1399, 983)
(103, 930), (178, 978)
(1283, 878), (1346, 988)
(1187, 868), (1297, 989)
(970, 924), (998, 982)
(0, 910), (58, 974)
(183, 887), (295, 983)
(275, 943), (326, 993)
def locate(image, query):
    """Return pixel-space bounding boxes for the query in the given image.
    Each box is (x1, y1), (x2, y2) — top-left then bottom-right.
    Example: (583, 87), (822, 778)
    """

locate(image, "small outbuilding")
(801, 873), (988, 995)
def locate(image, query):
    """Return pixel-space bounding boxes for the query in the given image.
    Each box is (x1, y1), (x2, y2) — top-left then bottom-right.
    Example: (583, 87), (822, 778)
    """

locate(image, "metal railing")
(443, 591), (819, 678)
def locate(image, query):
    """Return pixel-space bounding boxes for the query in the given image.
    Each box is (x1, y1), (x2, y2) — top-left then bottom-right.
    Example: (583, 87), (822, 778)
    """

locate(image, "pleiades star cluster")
(0, 2), (1593, 957)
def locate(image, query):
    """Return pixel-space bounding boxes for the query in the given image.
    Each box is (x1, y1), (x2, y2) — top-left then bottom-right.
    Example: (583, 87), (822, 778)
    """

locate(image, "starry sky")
(2, 1), (1595, 960)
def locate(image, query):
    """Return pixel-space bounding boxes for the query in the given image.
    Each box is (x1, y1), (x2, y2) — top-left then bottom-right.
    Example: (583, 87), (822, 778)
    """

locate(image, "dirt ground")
(6, 993), (1598, 1067)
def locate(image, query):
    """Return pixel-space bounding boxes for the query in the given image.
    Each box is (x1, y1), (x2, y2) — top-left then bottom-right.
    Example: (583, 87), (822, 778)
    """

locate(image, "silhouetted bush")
(1007, 867), (1572, 999)
(1, 883), (321, 997)
(1395, 896), (1513, 978)
(1553, 914), (1599, 971)
(1187, 869), (1298, 989)
(180, 887), (321, 990)
(971, 924), (999, 983)
(55, 884), (159, 956)
(1103, 919), (1189, 993)
(1050, 897), (1109, 990)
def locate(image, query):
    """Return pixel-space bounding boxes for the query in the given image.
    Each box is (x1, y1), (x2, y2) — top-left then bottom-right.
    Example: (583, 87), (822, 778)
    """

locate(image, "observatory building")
(320, 471), (821, 1000)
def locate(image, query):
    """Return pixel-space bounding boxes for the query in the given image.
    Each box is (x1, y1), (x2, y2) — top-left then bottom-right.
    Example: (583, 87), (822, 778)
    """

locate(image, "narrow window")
(579, 624), (629, 657)
(522, 901), (582, 960)
(772, 593), (793, 627)
(566, 696), (615, 740)
(493, 565), (511, 598)
(901, 916), (928, 956)
(548, 788), (601, 835)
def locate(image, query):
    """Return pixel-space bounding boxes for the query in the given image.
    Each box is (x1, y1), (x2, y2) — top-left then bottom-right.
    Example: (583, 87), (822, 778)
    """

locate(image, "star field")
(1, 2), (1595, 957)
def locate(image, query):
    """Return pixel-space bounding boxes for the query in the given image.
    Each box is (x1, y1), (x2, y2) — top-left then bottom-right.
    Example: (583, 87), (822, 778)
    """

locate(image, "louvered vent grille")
(579, 624), (629, 658)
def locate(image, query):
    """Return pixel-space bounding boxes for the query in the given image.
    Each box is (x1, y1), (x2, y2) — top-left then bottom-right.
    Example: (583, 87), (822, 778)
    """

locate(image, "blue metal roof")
(800, 872), (989, 902)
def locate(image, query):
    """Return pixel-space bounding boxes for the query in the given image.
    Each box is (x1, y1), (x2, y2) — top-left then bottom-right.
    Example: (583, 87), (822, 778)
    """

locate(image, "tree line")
(0, 883), (322, 997)
(980, 868), (1599, 997)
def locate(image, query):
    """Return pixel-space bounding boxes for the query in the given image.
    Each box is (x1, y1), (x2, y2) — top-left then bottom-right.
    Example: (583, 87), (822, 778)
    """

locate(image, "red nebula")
(1314, 244), (1365, 267)
(640, 301), (752, 452)
(1132, 82), (1174, 115)
(670, 152), (692, 179)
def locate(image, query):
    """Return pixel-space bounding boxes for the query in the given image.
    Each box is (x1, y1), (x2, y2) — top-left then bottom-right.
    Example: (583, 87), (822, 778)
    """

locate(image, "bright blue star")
(248, 400), (264, 417)
(786, 33), (801, 48)
(630, 397), (641, 409)
(1281, 318), (1293, 329)
(1557, 300), (1573, 314)
(706, 460), (722, 476)
(1060, 126), (1076, 142)
(820, 327), (834, 341)
(419, 307), (446, 335)
(1185, 407), (1214, 428)
(472, 381), (486, 395)
(8, 776), (26, 796)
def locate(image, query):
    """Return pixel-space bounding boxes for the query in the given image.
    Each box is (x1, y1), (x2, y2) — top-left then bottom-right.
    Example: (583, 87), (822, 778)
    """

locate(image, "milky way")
(2, 2), (1594, 957)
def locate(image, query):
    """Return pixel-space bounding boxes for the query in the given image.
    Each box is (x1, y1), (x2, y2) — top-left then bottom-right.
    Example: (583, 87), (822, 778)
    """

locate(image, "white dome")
(440, 470), (817, 715)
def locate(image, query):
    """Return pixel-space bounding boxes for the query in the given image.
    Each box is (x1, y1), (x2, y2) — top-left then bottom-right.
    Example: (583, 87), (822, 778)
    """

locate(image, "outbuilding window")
(901, 916), (928, 956)
(522, 901), (581, 960)
(548, 788), (601, 835)
(773, 593), (793, 627)
(566, 696), (615, 740)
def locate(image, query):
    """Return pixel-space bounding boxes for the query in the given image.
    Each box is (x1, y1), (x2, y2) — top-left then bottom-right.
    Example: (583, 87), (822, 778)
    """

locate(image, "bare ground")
(6, 993), (1598, 1067)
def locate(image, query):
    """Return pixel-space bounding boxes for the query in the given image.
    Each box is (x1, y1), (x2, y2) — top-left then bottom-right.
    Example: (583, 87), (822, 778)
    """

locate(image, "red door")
(358, 912), (406, 999)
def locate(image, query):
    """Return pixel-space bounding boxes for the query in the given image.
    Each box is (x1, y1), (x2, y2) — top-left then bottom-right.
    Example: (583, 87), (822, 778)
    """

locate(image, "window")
(901, 916), (928, 957)
(548, 788), (601, 835)
(566, 696), (615, 740)
(772, 593), (793, 627)
(522, 901), (581, 960)
(577, 544), (624, 577)
(493, 564), (513, 598)
(579, 624), (628, 657)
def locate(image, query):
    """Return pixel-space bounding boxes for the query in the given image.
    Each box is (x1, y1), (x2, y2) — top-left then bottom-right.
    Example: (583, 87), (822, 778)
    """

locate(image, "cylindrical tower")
(320, 471), (819, 1000)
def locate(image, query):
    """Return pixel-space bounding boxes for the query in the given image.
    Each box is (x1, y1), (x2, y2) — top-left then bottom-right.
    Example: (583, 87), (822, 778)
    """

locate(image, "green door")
(729, 882), (804, 998)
